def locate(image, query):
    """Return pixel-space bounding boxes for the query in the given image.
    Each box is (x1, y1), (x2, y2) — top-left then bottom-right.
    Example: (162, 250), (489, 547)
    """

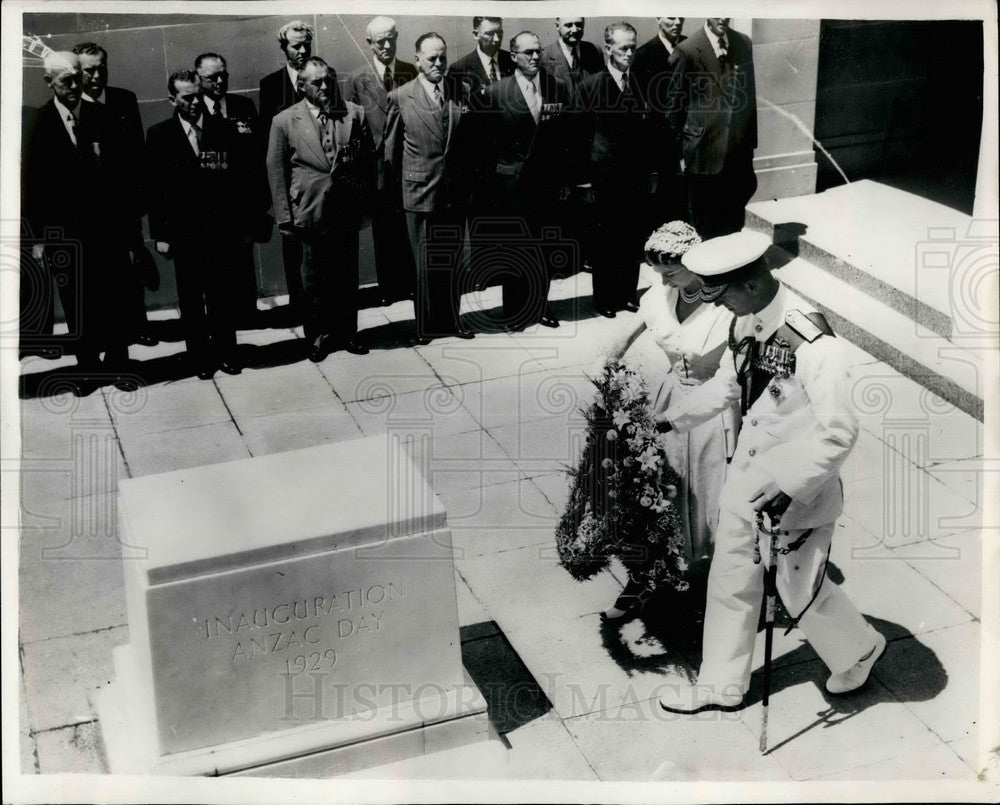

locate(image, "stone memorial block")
(97, 436), (494, 776)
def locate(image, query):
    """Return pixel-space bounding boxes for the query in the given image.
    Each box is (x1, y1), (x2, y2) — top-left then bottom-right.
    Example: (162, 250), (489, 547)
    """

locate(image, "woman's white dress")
(625, 283), (738, 566)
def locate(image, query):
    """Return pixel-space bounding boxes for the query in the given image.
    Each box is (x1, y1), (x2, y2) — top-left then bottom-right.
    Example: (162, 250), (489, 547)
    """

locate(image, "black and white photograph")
(1, 1), (997, 802)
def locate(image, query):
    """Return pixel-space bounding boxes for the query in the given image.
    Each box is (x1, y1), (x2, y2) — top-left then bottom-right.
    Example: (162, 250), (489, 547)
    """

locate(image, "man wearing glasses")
(471, 31), (571, 331)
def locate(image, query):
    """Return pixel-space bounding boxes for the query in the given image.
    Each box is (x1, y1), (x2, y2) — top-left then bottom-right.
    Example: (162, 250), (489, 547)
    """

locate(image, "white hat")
(681, 229), (771, 282)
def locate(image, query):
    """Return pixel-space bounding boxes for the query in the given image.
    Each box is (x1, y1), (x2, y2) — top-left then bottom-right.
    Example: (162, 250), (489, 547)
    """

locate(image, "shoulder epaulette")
(776, 310), (834, 352)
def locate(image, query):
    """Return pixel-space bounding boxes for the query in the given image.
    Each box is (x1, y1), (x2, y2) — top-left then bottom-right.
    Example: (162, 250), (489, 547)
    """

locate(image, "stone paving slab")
(20, 393), (112, 462)
(736, 658), (948, 781)
(237, 403), (362, 458)
(437, 477), (560, 560)
(841, 468), (981, 549)
(565, 696), (789, 781)
(318, 346), (442, 403)
(502, 713), (600, 780)
(108, 377), (230, 437)
(487, 415), (585, 476)
(416, 341), (540, 387)
(21, 626), (129, 734)
(19, 493), (129, 643)
(20, 672), (37, 774)
(119, 419), (249, 478)
(872, 621), (980, 744)
(808, 741), (975, 781)
(947, 735), (983, 775)
(215, 362), (340, 419)
(891, 529), (983, 618)
(828, 535), (974, 638)
(927, 457), (996, 508)
(34, 722), (107, 775)
(346, 386), (482, 438)
(456, 370), (586, 432)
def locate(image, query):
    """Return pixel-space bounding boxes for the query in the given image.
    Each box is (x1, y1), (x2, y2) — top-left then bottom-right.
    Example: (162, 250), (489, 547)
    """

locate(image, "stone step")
(770, 253), (984, 421)
(746, 180), (984, 341)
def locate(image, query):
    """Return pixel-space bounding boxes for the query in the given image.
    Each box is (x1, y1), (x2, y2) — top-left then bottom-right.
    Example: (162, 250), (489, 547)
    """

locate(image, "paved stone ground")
(12, 269), (994, 788)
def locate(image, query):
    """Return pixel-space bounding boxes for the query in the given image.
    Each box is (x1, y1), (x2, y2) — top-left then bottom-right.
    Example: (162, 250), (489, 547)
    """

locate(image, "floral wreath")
(555, 360), (690, 594)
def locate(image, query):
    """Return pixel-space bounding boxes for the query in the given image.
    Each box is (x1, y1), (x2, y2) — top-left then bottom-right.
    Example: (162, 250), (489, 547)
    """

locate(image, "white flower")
(638, 447), (661, 473)
(612, 408), (631, 429)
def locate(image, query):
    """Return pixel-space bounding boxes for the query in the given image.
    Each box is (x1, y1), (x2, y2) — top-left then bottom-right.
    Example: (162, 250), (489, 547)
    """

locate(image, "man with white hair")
(24, 51), (134, 389)
(259, 19), (315, 318)
(349, 16), (418, 306)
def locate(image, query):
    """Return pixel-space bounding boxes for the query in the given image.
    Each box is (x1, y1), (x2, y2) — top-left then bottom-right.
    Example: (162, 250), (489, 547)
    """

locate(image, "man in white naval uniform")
(655, 230), (886, 714)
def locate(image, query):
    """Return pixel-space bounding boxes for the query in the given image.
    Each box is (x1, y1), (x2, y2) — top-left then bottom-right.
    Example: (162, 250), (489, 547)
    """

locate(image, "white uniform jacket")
(661, 284), (859, 529)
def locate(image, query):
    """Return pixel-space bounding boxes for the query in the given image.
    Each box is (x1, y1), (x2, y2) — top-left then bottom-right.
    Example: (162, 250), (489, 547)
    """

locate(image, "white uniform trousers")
(697, 508), (879, 696)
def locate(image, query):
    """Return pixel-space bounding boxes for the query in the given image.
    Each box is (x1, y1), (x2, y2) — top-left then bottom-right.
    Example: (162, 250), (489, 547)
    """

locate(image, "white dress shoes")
(658, 684), (744, 714)
(826, 631), (887, 694)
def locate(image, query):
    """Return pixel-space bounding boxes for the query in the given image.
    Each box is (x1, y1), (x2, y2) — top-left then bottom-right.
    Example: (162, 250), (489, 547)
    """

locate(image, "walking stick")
(758, 509), (780, 754)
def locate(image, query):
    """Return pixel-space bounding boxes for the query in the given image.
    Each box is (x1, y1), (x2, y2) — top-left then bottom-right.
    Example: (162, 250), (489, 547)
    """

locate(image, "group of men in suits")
(23, 15), (760, 384)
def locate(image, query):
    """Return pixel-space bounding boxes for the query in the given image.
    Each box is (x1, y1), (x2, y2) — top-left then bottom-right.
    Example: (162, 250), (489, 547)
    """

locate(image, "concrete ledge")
(772, 254), (984, 420)
(747, 180), (977, 340)
(96, 644), (494, 777)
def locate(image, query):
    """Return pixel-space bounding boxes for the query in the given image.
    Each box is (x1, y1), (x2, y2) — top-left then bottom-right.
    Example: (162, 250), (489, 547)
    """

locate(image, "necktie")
(318, 111), (336, 161)
(383, 67), (393, 94)
(66, 111), (78, 147)
(488, 59), (498, 84)
(524, 79), (541, 124)
(621, 71), (632, 96)
(432, 84), (443, 107)
(189, 121), (201, 154)
(718, 36), (730, 67)
(569, 46), (581, 83)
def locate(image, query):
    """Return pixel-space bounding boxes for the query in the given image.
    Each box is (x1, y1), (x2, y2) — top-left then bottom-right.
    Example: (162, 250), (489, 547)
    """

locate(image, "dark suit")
(207, 92), (264, 321)
(540, 40), (604, 274)
(24, 99), (133, 364)
(450, 49), (516, 280)
(449, 48), (515, 96)
(260, 66), (306, 309)
(474, 71), (572, 328)
(634, 34), (689, 230)
(667, 26), (758, 237)
(570, 67), (655, 312)
(349, 59), (418, 302)
(385, 75), (475, 338)
(82, 86), (150, 347)
(539, 40), (604, 92)
(146, 113), (255, 368)
(267, 99), (375, 345)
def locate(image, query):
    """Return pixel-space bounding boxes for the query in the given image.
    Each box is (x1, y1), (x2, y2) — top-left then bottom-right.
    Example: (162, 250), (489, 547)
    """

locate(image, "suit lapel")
(694, 30), (725, 88)
(291, 100), (331, 170)
(170, 115), (199, 165)
(411, 80), (445, 143)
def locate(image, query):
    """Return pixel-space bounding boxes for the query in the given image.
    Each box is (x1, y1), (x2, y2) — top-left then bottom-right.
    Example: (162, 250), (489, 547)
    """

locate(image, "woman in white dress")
(599, 221), (739, 619)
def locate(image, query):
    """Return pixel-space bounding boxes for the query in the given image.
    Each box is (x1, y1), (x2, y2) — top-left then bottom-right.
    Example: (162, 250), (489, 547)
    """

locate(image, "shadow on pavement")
(461, 625), (553, 741)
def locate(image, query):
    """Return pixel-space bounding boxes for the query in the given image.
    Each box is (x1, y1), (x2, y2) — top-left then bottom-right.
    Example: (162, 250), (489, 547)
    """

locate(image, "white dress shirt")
(418, 73), (444, 105)
(658, 32), (677, 55)
(53, 97), (79, 145)
(477, 48), (500, 80)
(286, 63), (299, 90)
(204, 95), (228, 118)
(514, 70), (542, 122)
(178, 114), (204, 155)
(81, 91), (105, 105)
(558, 38), (578, 67)
(704, 24), (730, 59)
(607, 62), (630, 93)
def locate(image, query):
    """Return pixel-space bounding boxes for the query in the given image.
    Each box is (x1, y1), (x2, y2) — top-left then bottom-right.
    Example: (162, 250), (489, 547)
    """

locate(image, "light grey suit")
(384, 75), (474, 337)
